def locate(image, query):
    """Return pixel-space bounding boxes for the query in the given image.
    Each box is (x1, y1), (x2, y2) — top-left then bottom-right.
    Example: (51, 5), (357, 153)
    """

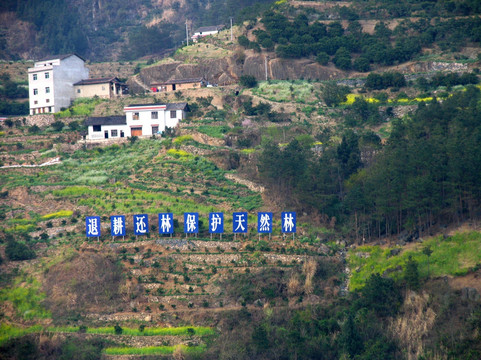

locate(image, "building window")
(34, 100), (38, 104)
(45, 72), (49, 79)
(33, 74), (37, 81)
(46, 87), (50, 93)
(48, 107), (52, 112)
(46, 99), (50, 103)
(151, 111), (158, 119)
(152, 126), (159, 134)
(133, 112), (139, 120)
(111, 129), (118, 137)
(77, 89), (81, 93)
(33, 89), (38, 95)
(93, 125), (101, 132)
(170, 110), (176, 118)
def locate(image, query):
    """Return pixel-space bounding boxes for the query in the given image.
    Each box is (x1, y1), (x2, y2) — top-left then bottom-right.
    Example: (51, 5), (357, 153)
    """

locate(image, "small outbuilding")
(74, 77), (128, 99)
(151, 78), (206, 92)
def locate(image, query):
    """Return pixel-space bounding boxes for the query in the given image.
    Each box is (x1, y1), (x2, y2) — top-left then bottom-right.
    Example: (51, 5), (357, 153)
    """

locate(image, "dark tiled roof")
(126, 103), (164, 107)
(194, 25), (224, 33)
(166, 103), (189, 111)
(74, 77), (124, 86)
(85, 116), (126, 126)
(154, 78), (204, 85)
(37, 53), (86, 62)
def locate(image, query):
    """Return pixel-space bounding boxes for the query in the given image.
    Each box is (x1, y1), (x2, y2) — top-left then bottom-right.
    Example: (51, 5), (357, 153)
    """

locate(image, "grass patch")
(0, 324), (43, 346)
(49, 325), (214, 336)
(173, 135), (193, 145)
(167, 149), (192, 158)
(195, 125), (229, 139)
(347, 231), (481, 290)
(252, 80), (317, 104)
(56, 97), (106, 118)
(0, 276), (51, 320)
(41, 210), (73, 219)
(104, 344), (206, 356)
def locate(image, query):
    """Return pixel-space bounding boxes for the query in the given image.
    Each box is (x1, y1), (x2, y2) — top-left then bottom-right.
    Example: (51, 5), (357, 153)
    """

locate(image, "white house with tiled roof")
(28, 54), (89, 115)
(191, 25), (224, 42)
(85, 103), (189, 141)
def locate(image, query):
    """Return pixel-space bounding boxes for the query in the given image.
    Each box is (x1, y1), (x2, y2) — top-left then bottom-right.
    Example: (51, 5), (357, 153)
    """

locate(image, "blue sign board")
(184, 212), (199, 233)
(233, 212), (248, 233)
(133, 214), (149, 235)
(110, 215), (126, 236)
(158, 213), (174, 234)
(281, 212), (297, 233)
(86, 216), (101, 237)
(209, 212), (224, 233)
(257, 212), (273, 233)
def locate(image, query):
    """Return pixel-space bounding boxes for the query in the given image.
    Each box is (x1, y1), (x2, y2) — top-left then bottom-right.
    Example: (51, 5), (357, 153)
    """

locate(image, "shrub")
(239, 75), (258, 88)
(51, 121), (65, 132)
(238, 35), (250, 47)
(5, 240), (36, 261)
(114, 324), (123, 335)
(28, 125), (40, 134)
(316, 52), (330, 65)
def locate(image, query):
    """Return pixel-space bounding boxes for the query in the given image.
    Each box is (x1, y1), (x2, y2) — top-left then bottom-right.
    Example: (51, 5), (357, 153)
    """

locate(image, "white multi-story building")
(85, 103), (189, 141)
(28, 54), (89, 115)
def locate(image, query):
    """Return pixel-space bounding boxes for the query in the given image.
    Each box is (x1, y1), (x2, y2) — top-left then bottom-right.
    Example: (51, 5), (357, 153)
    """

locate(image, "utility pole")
(186, 20), (189, 46)
(230, 17), (233, 42)
(265, 56), (269, 81)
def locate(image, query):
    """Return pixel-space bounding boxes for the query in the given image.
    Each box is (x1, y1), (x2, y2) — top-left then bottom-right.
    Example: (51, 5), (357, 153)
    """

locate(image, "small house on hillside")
(151, 78), (206, 92)
(191, 25), (224, 42)
(74, 77), (128, 99)
(84, 102), (189, 141)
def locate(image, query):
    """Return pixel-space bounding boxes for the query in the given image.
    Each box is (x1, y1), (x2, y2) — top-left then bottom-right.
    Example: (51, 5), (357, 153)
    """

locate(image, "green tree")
(339, 312), (363, 357)
(5, 240), (36, 261)
(404, 256), (420, 290)
(239, 75), (258, 88)
(322, 82), (350, 107)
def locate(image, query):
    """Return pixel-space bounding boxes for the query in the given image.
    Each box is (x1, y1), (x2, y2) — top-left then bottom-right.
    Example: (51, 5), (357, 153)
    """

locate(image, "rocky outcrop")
(134, 55), (346, 92)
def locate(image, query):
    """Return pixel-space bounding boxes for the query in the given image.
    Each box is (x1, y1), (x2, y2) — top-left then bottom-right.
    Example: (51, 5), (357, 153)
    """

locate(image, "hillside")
(2, 0), (481, 359)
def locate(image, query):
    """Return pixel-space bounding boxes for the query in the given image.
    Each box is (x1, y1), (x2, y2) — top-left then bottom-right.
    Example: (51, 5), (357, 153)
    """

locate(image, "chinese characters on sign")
(257, 212), (272, 233)
(281, 212), (296, 233)
(158, 213), (174, 234)
(86, 212), (297, 237)
(110, 215), (125, 237)
(86, 216), (101, 237)
(133, 214), (149, 235)
(184, 212), (199, 234)
(233, 212), (248, 233)
(209, 212), (224, 234)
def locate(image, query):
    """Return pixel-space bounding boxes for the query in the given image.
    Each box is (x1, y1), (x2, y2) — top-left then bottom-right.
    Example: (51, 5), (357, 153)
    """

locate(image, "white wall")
(28, 55), (89, 114)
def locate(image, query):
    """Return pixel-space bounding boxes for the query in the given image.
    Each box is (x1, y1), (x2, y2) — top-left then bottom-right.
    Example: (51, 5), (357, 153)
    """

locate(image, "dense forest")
(258, 86), (481, 240)
(248, 10), (481, 71)
(0, 0), (274, 61)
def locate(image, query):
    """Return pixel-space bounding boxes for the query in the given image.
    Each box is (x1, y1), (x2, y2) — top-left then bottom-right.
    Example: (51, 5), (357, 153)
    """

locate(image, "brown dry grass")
(303, 259), (317, 295)
(389, 291), (437, 360)
(287, 274), (302, 296)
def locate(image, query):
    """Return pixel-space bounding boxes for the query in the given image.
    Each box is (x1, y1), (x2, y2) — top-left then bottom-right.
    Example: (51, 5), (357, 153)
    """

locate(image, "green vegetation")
(258, 87), (481, 239)
(253, 80), (318, 104)
(104, 344), (206, 356)
(348, 231), (481, 290)
(0, 324), (42, 346)
(49, 325), (214, 337)
(0, 276), (50, 319)
(56, 97), (106, 118)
